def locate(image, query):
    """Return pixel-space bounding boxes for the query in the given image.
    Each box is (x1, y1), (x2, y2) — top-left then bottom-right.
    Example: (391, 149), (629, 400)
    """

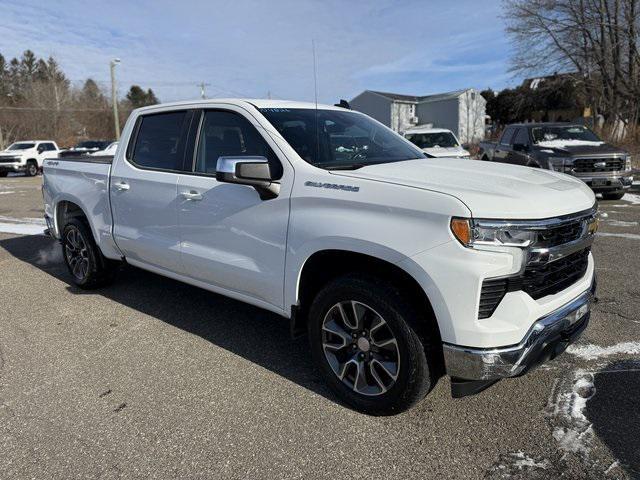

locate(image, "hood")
(423, 146), (469, 158)
(534, 141), (627, 156)
(334, 158), (595, 219)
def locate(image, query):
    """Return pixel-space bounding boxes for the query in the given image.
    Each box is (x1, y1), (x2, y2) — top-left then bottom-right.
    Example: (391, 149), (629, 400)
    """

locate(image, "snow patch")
(623, 193), (640, 205)
(567, 341), (640, 361)
(510, 451), (550, 470)
(0, 191), (15, 195)
(598, 212), (608, 218)
(605, 219), (638, 227)
(548, 370), (596, 456)
(0, 222), (45, 235)
(597, 232), (640, 240)
(0, 215), (45, 225)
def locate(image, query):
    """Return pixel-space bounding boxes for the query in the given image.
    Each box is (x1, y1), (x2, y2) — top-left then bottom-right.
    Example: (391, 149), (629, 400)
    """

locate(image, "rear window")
(131, 111), (191, 171)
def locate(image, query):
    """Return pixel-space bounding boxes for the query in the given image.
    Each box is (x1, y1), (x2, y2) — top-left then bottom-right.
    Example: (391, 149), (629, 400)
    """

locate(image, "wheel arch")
(290, 248), (442, 348)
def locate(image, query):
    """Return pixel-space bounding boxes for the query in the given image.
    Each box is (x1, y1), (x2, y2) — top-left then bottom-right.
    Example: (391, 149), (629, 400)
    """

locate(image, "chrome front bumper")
(444, 278), (596, 390)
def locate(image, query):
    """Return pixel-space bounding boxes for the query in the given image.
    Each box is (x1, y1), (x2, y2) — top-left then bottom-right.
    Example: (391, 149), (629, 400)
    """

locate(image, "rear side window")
(131, 111), (191, 171)
(194, 110), (282, 179)
(499, 127), (515, 145)
(512, 128), (529, 145)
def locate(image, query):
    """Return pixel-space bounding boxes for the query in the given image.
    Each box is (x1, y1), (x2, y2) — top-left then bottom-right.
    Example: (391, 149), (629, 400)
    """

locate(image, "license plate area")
(592, 178), (608, 187)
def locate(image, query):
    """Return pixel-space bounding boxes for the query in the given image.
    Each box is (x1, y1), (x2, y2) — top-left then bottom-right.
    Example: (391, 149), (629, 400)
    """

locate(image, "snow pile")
(605, 219), (638, 227)
(549, 370), (596, 456)
(622, 193), (640, 205)
(567, 341), (640, 361)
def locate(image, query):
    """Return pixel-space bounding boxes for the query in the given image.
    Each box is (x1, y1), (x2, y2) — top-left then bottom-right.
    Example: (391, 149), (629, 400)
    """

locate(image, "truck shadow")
(0, 234), (336, 403)
(586, 361), (640, 476)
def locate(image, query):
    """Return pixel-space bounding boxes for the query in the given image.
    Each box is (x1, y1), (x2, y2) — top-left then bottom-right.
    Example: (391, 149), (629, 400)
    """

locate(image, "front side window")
(531, 125), (601, 144)
(131, 111), (190, 171)
(259, 108), (424, 170)
(406, 132), (459, 149)
(194, 110), (282, 178)
(8, 143), (35, 150)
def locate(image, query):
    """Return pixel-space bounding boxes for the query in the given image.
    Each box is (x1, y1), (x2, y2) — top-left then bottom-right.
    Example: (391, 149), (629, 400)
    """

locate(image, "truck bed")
(42, 155), (119, 258)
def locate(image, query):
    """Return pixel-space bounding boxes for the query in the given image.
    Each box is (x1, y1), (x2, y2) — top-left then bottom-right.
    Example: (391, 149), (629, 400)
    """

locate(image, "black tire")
(25, 160), (38, 177)
(481, 155), (489, 161)
(601, 191), (625, 201)
(61, 218), (115, 289)
(0, 172), (8, 177)
(308, 274), (436, 415)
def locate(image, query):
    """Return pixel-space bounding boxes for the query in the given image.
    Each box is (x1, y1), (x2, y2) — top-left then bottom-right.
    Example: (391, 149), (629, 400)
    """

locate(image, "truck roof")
(134, 98), (348, 115)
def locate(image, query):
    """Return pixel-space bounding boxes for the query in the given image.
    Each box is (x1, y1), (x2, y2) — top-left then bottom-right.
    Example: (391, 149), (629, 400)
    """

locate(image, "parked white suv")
(0, 140), (60, 176)
(42, 100), (597, 414)
(404, 127), (470, 158)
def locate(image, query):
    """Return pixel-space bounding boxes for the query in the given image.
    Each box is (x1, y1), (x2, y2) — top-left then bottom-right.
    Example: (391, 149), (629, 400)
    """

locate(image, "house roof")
(363, 89), (471, 103)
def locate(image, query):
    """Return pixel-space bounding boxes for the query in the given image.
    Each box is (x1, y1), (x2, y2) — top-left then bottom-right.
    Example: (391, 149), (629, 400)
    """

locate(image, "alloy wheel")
(65, 227), (90, 281)
(321, 300), (400, 396)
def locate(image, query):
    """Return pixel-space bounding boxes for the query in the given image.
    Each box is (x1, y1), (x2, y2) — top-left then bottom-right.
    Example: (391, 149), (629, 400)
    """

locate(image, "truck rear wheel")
(26, 160), (38, 177)
(308, 274), (434, 415)
(62, 218), (114, 289)
(601, 191), (625, 201)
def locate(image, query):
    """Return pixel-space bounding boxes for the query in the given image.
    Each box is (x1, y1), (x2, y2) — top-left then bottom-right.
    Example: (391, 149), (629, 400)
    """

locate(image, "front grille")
(573, 157), (624, 173)
(535, 221), (584, 248)
(520, 248), (590, 299)
(0, 157), (19, 163)
(479, 248), (590, 318)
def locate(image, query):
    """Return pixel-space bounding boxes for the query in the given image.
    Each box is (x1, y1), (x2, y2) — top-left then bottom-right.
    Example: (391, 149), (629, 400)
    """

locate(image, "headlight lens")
(548, 157), (573, 172)
(450, 218), (536, 248)
(624, 154), (632, 171)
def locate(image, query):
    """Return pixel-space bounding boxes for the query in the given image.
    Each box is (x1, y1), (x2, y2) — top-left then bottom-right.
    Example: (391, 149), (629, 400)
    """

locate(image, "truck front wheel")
(25, 160), (38, 177)
(308, 274), (434, 415)
(62, 218), (115, 289)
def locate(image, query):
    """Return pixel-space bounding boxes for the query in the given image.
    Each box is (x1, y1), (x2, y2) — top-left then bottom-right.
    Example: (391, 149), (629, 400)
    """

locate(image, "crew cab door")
(36, 142), (59, 166)
(110, 109), (196, 274)
(492, 126), (515, 162)
(176, 107), (290, 310)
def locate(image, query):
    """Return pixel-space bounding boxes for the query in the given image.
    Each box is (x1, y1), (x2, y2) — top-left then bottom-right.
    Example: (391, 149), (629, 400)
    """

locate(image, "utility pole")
(110, 58), (121, 140)
(198, 82), (211, 99)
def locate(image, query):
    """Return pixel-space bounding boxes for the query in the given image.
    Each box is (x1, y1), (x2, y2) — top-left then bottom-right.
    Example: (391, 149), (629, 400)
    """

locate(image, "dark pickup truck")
(478, 123), (633, 200)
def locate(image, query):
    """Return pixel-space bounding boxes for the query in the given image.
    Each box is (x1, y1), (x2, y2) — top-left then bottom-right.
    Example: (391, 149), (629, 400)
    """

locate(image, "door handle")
(114, 181), (130, 191)
(180, 190), (203, 201)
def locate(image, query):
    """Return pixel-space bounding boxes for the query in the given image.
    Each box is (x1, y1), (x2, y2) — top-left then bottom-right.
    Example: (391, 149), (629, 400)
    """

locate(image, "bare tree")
(504, 0), (640, 134)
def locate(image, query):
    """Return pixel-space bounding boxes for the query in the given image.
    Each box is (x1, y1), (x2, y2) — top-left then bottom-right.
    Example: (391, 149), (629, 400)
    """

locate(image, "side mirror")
(216, 156), (280, 200)
(37, 146), (45, 153)
(512, 143), (528, 152)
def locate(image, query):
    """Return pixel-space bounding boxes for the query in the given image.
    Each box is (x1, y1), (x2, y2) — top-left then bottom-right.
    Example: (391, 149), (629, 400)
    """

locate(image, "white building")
(349, 88), (486, 143)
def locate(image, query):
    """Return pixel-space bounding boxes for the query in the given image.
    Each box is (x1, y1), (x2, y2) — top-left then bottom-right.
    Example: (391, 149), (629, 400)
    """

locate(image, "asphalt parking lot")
(0, 174), (639, 479)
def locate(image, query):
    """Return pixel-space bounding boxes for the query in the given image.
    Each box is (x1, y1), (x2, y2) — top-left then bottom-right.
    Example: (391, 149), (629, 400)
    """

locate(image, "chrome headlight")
(451, 218), (536, 248)
(548, 157), (573, 173)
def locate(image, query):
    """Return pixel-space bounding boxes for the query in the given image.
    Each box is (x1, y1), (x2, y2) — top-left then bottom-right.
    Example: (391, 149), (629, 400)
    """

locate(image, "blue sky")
(0, 0), (515, 103)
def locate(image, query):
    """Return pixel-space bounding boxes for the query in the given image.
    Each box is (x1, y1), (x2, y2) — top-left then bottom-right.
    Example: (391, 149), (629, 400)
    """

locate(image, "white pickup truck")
(0, 140), (60, 176)
(42, 99), (598, 415)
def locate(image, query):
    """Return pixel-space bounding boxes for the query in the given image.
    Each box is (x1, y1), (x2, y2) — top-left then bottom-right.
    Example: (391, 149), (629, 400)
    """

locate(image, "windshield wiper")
(322, 163), (366, 170)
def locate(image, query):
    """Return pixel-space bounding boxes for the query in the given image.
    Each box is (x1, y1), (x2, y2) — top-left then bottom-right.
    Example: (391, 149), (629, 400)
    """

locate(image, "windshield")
(7, 143), (35, 150)
(259, 108), (425, 169)
(532, 125), (601, 143)
(406, 132), (459, 149)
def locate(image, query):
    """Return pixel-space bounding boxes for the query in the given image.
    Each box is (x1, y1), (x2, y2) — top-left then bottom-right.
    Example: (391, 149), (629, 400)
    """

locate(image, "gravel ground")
(0, 174), (638, 479)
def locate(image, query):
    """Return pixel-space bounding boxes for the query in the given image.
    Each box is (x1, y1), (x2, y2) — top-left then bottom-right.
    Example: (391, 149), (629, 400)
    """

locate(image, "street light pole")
(110, 58), (121, 140)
